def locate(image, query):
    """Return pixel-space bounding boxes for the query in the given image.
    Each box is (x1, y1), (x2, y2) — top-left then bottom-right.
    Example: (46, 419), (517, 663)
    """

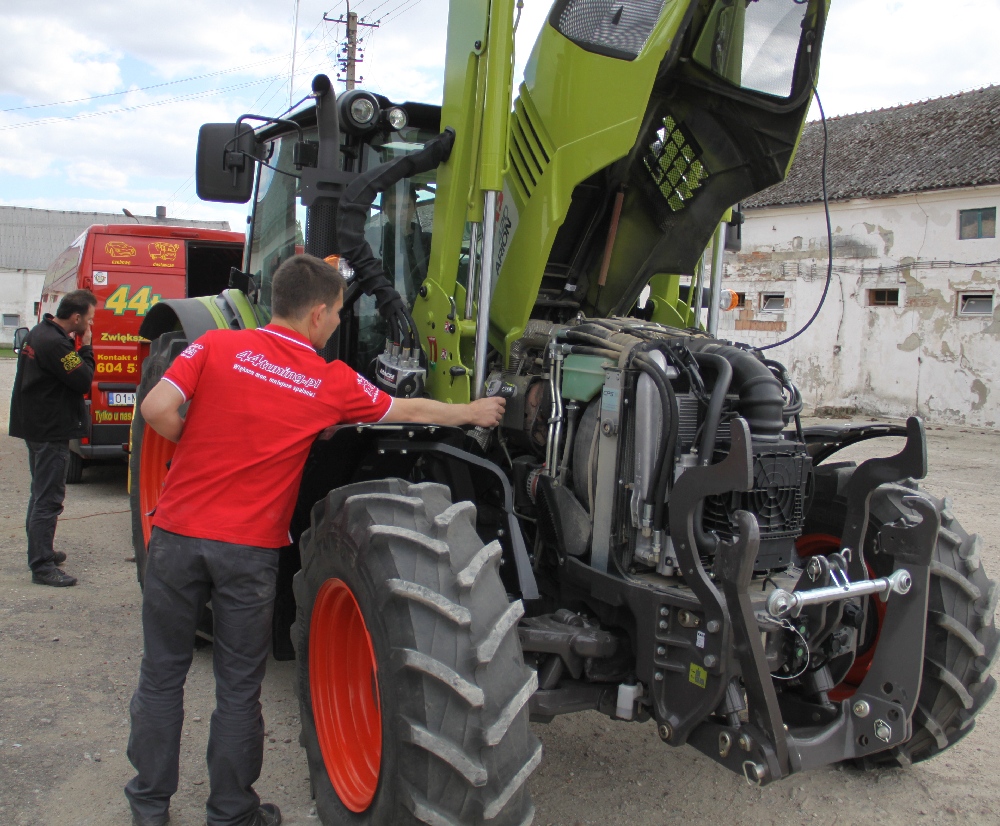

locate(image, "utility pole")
(324, 2), (379, 90)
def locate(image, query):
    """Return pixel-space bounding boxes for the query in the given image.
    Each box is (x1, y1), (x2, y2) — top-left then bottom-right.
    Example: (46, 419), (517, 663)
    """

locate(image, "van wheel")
(294, 478), (541, 825)
(65, 451), (84, 484)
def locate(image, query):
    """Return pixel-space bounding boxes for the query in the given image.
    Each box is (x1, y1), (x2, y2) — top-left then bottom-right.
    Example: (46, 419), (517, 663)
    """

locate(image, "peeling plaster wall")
(0, 268), (44, 345)
(719, 186), (1000, 427)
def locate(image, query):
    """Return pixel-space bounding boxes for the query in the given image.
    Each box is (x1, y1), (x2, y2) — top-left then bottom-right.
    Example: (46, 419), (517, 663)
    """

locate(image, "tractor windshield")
(247, 120), (438, 371)
(247, 131), (313, 319)
(692, 0), (811, 98)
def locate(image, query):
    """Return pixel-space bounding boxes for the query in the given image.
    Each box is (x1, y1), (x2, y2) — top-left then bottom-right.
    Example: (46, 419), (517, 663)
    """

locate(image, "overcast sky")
(2, 0), (999, 232)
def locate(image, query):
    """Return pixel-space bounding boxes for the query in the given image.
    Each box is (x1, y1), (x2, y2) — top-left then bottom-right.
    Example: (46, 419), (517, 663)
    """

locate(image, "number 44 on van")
(104, 285), (162, 316)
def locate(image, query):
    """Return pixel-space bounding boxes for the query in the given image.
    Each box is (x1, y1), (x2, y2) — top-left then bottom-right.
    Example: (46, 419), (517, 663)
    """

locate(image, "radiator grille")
(643, 115), (708, 212)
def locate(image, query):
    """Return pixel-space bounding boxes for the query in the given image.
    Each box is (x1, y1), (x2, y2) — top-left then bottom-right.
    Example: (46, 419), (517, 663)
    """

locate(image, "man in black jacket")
(9, 289), (97, 587)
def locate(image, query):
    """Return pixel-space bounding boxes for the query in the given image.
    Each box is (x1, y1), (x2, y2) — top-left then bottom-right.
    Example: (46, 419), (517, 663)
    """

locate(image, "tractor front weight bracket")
(685, 489), (937, 784)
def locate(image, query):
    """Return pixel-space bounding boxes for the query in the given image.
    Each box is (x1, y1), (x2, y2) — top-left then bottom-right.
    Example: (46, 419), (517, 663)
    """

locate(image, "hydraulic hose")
(691, 352), (732, 466)
(633, 352), (678, 533)
(336, 128), (456, 347)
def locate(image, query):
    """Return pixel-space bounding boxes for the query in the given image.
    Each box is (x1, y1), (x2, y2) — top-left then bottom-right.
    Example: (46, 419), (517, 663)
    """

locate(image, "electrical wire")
(758, 82), (832, 352)
(0, 54), (304, 113)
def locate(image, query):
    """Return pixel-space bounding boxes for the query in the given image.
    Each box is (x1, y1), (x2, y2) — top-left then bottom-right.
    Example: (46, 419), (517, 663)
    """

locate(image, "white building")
(720, 86), (1000, 427)
(0, 206), (231, 345)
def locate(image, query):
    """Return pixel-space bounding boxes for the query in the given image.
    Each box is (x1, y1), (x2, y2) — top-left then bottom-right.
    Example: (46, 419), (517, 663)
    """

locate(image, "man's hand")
(81, 324), (93, 347)
(383, 394), (507, 427)
(467, 396), (506, 428)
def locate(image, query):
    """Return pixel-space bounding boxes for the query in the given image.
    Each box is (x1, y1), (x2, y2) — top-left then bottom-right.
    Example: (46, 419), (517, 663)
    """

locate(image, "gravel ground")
(1, 356), (997, 825)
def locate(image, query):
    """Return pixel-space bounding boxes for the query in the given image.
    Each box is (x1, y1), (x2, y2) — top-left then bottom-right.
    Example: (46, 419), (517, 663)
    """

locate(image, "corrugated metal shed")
(745, 85), (1000, 209)
(0, 206), (232, 271)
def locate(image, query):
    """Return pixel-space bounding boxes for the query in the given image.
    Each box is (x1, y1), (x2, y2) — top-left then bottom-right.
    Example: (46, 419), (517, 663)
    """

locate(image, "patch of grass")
(0, 346), (16, 360)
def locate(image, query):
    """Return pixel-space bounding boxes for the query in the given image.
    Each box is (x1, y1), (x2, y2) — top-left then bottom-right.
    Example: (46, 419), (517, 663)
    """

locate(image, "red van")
(38, 224), (245, 481)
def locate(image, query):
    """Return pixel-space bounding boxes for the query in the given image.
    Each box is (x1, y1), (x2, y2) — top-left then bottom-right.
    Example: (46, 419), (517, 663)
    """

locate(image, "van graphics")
(100, 332), (143, 343)
(93, 271), (108, 285)
(95, 409), (133, 423)
(234, 350), (323, 397)
(148, 242), (180, 267)
(105, 241), (136, 265)
(96, 352), (138, 375)
(104, 285), (162, 316)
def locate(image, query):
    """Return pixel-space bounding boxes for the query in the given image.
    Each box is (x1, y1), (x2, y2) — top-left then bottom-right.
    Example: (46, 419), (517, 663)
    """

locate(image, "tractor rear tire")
(293, 478), (541, 825)
(129, 331), (188, 588)
(805, 464), (999, 766)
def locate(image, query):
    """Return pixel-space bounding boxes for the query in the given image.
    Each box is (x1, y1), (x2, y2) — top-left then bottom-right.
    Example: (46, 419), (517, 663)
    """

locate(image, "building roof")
(745, 85), (1000, 209)
(0, 206), (232, 271)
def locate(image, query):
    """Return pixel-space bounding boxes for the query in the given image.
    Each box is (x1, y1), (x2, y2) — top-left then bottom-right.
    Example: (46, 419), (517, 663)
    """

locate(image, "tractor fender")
(293, 422), (540, 601)
(139, 289), (262, 342)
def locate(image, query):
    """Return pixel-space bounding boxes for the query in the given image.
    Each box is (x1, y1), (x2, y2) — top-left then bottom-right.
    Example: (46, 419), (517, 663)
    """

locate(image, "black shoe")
(247, 803), (281, 826)
(32, 568), (77, 587)
(132, 811), (169, 826)
(53, 551), (67, 565)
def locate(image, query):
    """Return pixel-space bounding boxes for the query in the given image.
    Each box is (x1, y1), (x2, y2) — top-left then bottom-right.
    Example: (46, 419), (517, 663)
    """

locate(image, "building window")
(868, 289), (900, 307)
(959, 207), (996, 240)
(33, 302), (41, 317)
(735, 292), (747, 308)
(2, 314), (20, 328)
(958, 292), (994, 315)
(760, 292), (785, 311)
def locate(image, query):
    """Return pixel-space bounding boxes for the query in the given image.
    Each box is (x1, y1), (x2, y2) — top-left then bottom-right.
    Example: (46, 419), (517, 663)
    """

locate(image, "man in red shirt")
(125, 255), (504, 826)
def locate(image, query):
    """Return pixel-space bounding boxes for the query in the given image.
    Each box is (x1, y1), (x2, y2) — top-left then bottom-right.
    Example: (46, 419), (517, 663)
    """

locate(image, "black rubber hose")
(633, 353), (678, 533)
(562, 328), (626, 352)
(691, 352), (732, 466)
(336, 128), (456, 346)
(683, 339), (784, 439)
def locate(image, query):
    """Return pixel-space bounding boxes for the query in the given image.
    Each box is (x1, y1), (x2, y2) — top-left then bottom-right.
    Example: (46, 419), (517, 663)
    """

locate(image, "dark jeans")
(125, 528), (280, 826)
(25, 439), (69, 574)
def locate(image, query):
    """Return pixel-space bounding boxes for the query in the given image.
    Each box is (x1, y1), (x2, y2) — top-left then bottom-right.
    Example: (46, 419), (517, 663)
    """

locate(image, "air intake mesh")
(554, 0), (667, 59)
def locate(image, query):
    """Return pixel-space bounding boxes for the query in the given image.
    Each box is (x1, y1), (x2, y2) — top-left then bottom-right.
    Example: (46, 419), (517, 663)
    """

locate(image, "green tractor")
(130, 1), (997, 823)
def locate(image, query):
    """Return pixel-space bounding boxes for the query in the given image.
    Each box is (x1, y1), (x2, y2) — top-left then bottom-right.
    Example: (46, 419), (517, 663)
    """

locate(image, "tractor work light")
(351, 97), (376, 125)
(386, 107), (408, 131)
(339, 90), (381, 134)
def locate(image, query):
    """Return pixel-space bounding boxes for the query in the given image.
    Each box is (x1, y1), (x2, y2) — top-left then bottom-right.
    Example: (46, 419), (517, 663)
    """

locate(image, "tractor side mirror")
(196, 123), (259, 204)
(12, 327), (28, 354)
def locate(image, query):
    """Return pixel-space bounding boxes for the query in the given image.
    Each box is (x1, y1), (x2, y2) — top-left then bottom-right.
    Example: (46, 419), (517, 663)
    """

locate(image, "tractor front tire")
(806, 465), (999, 766)
(293, 478), (541, 825)
(129, 332), (188, 588)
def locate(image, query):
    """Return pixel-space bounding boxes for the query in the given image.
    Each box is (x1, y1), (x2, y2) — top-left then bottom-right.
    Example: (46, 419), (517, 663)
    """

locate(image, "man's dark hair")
(55, 289), (98, 319)
(271, 255), (345, 319)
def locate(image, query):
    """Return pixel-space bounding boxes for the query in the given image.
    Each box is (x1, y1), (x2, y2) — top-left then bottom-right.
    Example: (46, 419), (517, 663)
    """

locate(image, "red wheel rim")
(309, 578), (382, 812)
(796, 533), (887, 701)
(139, 423), (175, 547)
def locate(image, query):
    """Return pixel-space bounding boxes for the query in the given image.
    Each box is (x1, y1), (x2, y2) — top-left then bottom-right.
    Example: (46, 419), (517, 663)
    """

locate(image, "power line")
(0, 50), (325, 113)
(0, 65), (331, 132)
(378, 0), (424, 23)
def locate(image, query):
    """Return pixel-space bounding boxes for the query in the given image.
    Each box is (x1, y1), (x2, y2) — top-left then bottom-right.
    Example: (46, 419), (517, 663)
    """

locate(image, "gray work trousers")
(25, 439), (69, 574)
(125, 528), (279, 826)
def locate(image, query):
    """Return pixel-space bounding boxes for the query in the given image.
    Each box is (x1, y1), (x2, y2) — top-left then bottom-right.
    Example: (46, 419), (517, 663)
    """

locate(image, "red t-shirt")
(152, 324), (392, 548)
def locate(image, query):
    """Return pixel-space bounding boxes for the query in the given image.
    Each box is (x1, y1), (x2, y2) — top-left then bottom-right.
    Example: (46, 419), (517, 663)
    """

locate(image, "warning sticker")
(688, 663), (707, 689)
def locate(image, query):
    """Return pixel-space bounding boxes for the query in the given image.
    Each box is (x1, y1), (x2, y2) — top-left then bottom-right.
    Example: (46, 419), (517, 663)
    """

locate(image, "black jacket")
(8, 315), (95, 442)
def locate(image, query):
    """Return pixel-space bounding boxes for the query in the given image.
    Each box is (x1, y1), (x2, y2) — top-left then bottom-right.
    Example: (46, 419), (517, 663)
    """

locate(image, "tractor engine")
(499, 317), (811, 575)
